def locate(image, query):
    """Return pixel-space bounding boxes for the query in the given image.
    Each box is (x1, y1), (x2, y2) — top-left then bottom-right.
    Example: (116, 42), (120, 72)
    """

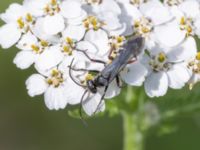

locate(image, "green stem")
(123, 86), (144, 150)
(123, 113), (144, 150)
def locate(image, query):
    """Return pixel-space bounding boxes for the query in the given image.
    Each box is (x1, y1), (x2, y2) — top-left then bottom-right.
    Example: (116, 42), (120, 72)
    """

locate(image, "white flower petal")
(167, 63), (191, 89)
(155, 20), (185, 47)
(62, 24), (86, 41)
(84, 29), (109, 56)
(35, 45), (64, 72)
(1, 3), (25, 23)
(32, 18), (60, 42)
(140, 0), (172, 25)
(23, 0), (47, 17)
(82, 93), (105, 116)
(26, 74), (48, 97)
(121, 62), (148, 86)
(67, 10), (87, 25)
(179, 0), (200, 18)
(120, 3), (142, 22)
(0, 23), (21, 49)
(43, 14), (65, 35)
(105, 80), (121, 99)
(76, 41), (98, 54)
(44, 86), (68, 110)
(99, 12), (121, 31)
(16, 32), (38, 50)
(13, 51), (36, 69)
(64, 79), (86, 105)
(97, 0), (121, 15)
(144, 72), (168, 97)
(167, 37), (197, 62)
(60, 0), (82, 19)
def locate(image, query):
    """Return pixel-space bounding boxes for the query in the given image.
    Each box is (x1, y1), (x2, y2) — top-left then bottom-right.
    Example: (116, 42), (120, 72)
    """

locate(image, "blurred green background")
(1, 0), (200, 150)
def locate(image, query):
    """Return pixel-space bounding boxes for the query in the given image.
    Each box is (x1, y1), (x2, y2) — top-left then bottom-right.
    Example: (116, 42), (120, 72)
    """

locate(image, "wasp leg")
(108, 48), (115, 61)
(116, 75), (124, 88)
(94, 85), (109, 115)
(69, 59), (87, 88)
(127, 57), (137, 64)
(75, 49), (106, 65)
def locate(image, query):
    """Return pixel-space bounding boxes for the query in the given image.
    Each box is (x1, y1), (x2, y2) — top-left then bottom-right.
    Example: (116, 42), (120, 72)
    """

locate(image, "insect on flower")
(69, 36), (145, 117)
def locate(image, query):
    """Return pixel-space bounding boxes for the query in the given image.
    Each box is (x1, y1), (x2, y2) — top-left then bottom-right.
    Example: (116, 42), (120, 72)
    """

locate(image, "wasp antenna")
(75, 48), (106, 65)
(79, 90), (89, 127)
(68, 59), (86, 88)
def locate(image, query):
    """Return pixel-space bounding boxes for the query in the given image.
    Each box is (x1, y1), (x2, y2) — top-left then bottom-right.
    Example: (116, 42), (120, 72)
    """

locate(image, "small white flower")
(84, 29), (110, 56)
(13, 32), (62, 71)
(156, 0), (200, 48)
(0, 3), (35, 48)
(187, 51), (200, 89)
(118, 0), (174, 48)
(26, 63), (86, 110)
(142, 37), (196, 97)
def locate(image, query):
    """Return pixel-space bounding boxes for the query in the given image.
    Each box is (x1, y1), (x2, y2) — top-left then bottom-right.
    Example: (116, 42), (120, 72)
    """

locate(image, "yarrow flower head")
(0, 0), (200, 116)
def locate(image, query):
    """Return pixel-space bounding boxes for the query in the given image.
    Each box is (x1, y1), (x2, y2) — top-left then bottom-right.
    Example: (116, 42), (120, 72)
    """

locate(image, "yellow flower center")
(188, 52), (200, 74)
(47, 69), (64, 88)
(17, 13), (34, 32)
(85, 73), (94, 81)
(165, 0), (183, 6)
(130, 0), (148, 6)
(148, 52), (170, 72)
(109, 36), (125, 50)
(180, 16), (194, 36)
(83, 16), (105, 31)
(158, 53), (166, 63)
(85, 0), (102, 5)
(44, 0), (60, 16)
(62, 37), (74, 55)
(31, 40), (49, 54)
(134, 17), (153, 38)
(17, 17), (25, 29)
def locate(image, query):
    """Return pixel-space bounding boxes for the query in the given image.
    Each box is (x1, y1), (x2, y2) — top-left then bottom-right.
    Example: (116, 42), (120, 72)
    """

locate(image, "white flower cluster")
(0, 0), (200, 116)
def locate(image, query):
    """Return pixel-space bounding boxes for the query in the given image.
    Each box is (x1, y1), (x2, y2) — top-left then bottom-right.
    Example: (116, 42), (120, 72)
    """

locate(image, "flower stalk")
(123, 112), (144, 150)
(122, 86), (145, 150)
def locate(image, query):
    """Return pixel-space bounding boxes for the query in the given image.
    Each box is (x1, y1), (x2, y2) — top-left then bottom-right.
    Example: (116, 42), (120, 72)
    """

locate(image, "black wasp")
(69, 36), (145, 116)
